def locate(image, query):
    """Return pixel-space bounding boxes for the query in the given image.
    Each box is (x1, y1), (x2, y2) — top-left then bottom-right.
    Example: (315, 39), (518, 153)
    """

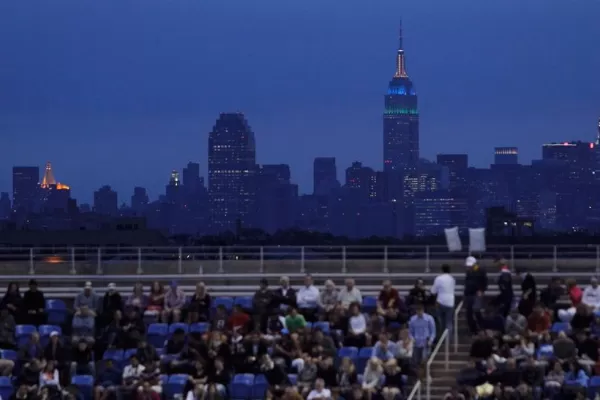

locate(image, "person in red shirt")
(228, 305), (250, 332)
(558, 279), (583, 322)
(527, 305), (551, 337)
(377, 280), (408, 324)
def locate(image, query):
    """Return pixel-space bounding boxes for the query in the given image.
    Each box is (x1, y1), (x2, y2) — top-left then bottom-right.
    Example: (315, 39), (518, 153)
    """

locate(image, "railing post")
(342, 246), (347, 274)
(137, 248), (143, 274)
(425, 245), (430, 273)
(596, 246), (600, 274)
(552, 245), (558, 272)
(70, 247), (76, 275)
(218, 247), (224, 273)
(445, 332), (449, 369)
(510, 245), (515, 270)
(96, 248), (103, 275)
(178, 247), (183, 274)
(383, 246), (389, 273)
(29, 248), (34, 275)
(300, 247), (305, 274)
(418, 382), (421, 400)
(259, 247), (264, 273)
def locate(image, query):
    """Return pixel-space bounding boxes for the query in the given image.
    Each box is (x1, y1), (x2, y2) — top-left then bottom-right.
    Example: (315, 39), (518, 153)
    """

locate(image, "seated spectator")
(71, 339), (95, 377)
(479, 307), (505, 335)
(528, 304), (551, 338)
(345, 385), (367, 400)
(209, 304), (228, 333)
(200, 331), (230, 370)
(285, 307), (306, 333)
(297, 355), (318, 396)
(362, 357), (384, 396)
(274, 276), (297, 311)
(406, 279), (430, 311)
(574, 331), (598, 368)
(582, 277), (600, 311)
(120, 355), (146, 399)
(397, 327), (414, 361)
(261, 354), (290, 398)
(126, 282), (148, 312)
(272, 333), (302, 371)
(520, 355), (543, 386)
(382, 359), (403, 400)
(95, 359), (122, 400)
(228, 304), (250, 332)
(336, 357), (358, 393)
(243, 331), (268, 373)
(372, 332), (397, 362)
(296, 275), (320, 321)
(43, 331), (66, 374)
(162, 281), (186, 323)
(377, 280), (408, 325)
(345, 302), (368, 348)
(19, 332), (44, 363)
(18, 357), (43, 392)
(570, 304), (594, 333)
(146, 281), (165, 320)
(553, 331), (576, 360)
(39, 360), (61, 394)
(311, 328), (336, 358)
(139, 360), (161, 396)
(0, 282), (22, 321)
(443, 386), (466, 400)
(498, 358), (520, 387)
(185, 385), (205, 400)
(408, 304), (436, 367)
(73, 281), (99, 343)
(22, 279), (46, 326)
(503, 307), (527, 344)
(101, 283), (123, 326)
(319, 280), (338, 316)
(103, 310), (124, 348)
(511, 335), (535, 362)
(338, 279), (362, 311)
(121, 307), (146, 349)
(206, 356), (229, 396)
(456, 361), (484, 387)
(470, 331), (493, 360)
(136, 382), (161, 400)
(0, 306), (16, 350)
(253, 279), (275, 332)
(135, 339), (159, 368)
(12, 384), (37, 400)
(316, 356), (336, 389)
(307, 378), (332, 400)
(187, 282), (211, 323)
(544, 361), (565, 391)
(564, 360), (589, 387)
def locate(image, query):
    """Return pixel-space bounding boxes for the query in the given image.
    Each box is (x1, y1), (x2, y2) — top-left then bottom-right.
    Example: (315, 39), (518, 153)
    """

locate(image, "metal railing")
(0, 244), (598, 275)
(426, 328), (449, 400)
(407, 380), (422, 400)
(454, 300), (464, 353)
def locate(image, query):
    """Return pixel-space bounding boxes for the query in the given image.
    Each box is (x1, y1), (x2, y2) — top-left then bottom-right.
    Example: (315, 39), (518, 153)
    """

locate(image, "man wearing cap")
(464, 256), (488, 335)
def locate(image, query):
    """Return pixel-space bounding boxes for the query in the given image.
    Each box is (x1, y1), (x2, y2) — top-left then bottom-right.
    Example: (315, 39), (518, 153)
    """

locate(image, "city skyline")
(2, 0), (600, 203)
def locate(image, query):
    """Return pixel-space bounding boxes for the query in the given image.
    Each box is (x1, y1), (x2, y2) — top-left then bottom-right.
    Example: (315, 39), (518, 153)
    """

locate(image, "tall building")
(313, 157), (339, 196)
(12, 166), (40, 214)
(131, 187), (149, 215)
(38, 162), (71, 213)
(208, 112), (257, 233)
(383, 21), (419, 173)
(182, 162), (203, 191)
(94, 185), (118, 216)
(0, 193), (10, 219)
(436, 154), (469, 191)
(345, 162), (376, 201)
(494, 147), (518, 165)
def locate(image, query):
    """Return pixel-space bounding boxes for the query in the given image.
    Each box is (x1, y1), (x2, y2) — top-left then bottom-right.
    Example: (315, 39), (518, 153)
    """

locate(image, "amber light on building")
(39, 162), (70, 190)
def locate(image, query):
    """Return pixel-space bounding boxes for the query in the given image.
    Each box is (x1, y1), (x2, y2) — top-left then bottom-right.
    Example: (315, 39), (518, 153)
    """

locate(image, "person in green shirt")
(285, 308), (306, 333)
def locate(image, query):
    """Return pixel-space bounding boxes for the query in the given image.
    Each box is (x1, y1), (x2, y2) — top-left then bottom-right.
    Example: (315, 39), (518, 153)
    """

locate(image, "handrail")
(426, 328), (449, 400)
(454, 300), (464, 353)
(407, 380), (422, 400)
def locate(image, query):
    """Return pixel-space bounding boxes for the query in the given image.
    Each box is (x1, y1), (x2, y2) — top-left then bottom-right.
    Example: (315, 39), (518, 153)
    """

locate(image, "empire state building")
(383, 22), (419, 173)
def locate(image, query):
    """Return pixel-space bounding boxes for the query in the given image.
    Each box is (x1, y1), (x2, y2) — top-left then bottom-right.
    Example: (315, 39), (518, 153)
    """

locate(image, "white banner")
(444, 227), (462, 252)
(469, 228), (486, 252)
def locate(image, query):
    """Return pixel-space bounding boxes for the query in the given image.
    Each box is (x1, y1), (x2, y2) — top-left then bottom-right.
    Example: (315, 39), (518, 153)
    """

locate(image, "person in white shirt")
(307, 378), (332, 400)
(346, 303), (368, 347)
(582, 277), (600, 310)
(296, 275), (320, 321)
(430, 264), (456, 333)
(120, 355), (146, 398)
(338, 278), (363, 309)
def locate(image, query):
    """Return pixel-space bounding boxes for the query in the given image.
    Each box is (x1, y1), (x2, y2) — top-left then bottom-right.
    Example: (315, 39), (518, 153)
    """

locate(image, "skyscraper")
(208, 112), (257, 233)
(12, 166), (40, 214)
(494, 147), (519, 165)
(383, 21), (419, 172)
(313, 157), (339, 196)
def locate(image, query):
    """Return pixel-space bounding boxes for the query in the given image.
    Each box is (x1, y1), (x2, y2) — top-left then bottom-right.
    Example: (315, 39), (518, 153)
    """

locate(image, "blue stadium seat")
(362, 296), (378, 313)
(46, 299), (68, 325)
(590, 376), (600, 387)
(0, 349), (17, 361)
(357, 347), (373, 371)
(233, 374), (255, 384)
(103, 349), (124, 362)
(190, 322), (210, 335)
(15, 325), (37, 346)
(38, 325), (62, 346)
(305, 322), (313, 329)
(159, 374), (169, 386)
(214, 297), (234, 310)
(146, 323), (168, 348)
(168, 323), (189, 336)
(233, 296), (252, 310)
(313, 321), (330, 334)
(551, 322), (571, 334)
(287, 374), (297, 385)
(337, 346), (359, 359)
(124, 348), (137, 360)
(165, 374), (189, 398)
(71, 375), (94, 400)
(230, 381), (252, 398)
(0, 376), (13, 399)
(252, 374), (269, 399)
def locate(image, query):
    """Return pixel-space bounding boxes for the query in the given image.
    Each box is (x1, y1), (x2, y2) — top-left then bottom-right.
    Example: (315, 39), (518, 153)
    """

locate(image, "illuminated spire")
(394, 20), (408, 78)
(40, 162), (56, 188)
(596, 117), (600, 145)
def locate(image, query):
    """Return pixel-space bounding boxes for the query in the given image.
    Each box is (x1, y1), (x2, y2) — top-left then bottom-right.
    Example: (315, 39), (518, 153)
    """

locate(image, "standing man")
(430, 264), (455, 334)
(409, 304), (436, 379)
(464, 256), (488, 335)
(495, 259), (513, 318)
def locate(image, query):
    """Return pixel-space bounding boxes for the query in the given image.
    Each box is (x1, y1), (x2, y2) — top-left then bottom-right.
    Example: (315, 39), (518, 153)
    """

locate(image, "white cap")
(84, 281), (92, 289)
(50, 331), (59, 337)
(107, 283), (116, 290)
(465, 256), (477, 267)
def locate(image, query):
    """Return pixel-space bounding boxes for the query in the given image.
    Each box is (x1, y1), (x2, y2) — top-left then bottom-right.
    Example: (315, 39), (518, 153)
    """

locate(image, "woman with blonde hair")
(382, 359), (403, 399)
(362, 357), (384, 399)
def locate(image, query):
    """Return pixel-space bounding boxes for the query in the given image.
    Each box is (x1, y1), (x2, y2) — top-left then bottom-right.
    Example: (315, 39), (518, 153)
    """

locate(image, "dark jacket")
(273, 287), (297, 308)
(497, 269), (513, 300)
(102, 293), (123, 316)
(464, 266), (488, 296)
(22, 290), (45, 313)
(252, 289), (274, 313)
(44, 342), (67, 365)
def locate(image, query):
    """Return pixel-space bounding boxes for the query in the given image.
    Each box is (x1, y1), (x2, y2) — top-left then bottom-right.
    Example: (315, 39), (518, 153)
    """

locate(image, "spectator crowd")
(0, 273), (451, 400)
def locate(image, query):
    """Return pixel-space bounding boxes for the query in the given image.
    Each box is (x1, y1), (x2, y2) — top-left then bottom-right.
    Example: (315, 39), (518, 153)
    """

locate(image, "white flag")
(444, 227), (462, 252)
(469, 228), (486, 252)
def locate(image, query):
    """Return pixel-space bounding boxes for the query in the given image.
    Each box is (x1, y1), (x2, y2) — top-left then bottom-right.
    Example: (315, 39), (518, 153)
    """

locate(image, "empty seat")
(362, 296), (378, 313)
(164, 374), (189, 398)
(71, 375), (94, 400)
(190, 322), (210, 335)
(15, 325), (37, 347)
(213, 297), (234, 310)
(146, 323), (168, 348)
(46, 299), (68, 325)
(233, 296), (252, 310)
